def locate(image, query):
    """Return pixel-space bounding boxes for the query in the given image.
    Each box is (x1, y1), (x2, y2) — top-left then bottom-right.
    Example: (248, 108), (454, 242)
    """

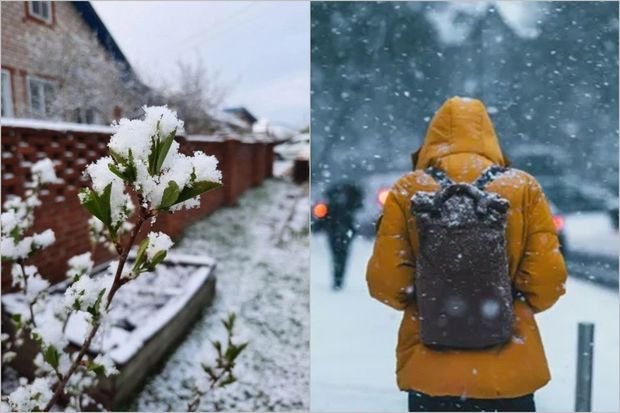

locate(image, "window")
(74, 108), (104, 125)
(28, 1), (52, 24)
(27, 76), (56, 117)
(1, 70), (14, 117)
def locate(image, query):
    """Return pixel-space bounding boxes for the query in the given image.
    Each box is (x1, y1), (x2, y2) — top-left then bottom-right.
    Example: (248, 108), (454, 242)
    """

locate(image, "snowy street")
(310, 234), (619, 412)
(132, 179), (309, 411)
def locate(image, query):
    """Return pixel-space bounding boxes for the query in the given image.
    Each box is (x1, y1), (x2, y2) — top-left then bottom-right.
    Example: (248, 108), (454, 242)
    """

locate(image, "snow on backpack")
(410, 165), (513, 349)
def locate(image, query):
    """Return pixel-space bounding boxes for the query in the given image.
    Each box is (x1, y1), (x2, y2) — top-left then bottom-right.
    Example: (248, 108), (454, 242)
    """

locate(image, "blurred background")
(2, 1), (310, 411)
(310, 2), (619, 412)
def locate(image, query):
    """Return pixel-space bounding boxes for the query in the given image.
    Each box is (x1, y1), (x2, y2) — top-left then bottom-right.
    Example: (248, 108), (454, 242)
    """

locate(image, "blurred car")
(548, 201), (568, 255)
(274, 133), (310, 161)
(313, 170), (569, 254)
(608, 199), (619, 231)
(510, 144), (616, 213)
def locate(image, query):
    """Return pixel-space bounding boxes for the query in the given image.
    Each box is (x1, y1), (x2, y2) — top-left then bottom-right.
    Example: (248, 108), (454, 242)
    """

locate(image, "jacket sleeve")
(366, 187), (415, 310)
(513, 177), (567, 313)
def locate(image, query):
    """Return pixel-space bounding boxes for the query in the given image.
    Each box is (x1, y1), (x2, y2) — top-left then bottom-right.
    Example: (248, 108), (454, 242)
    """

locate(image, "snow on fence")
(0, 119), (276, 288)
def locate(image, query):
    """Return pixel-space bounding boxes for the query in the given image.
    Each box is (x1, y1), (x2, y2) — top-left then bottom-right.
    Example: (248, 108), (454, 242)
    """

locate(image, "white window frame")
(27, 75), (56, 117)
(1, 69), (14, 117)
(28, 1), (53, 24)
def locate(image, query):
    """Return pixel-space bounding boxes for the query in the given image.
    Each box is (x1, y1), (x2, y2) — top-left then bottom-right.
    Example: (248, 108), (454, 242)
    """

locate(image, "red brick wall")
(1, 125), (274, 287)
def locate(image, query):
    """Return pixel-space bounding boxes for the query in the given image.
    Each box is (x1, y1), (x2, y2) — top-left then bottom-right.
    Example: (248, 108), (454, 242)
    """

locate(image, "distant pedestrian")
(325, 182), (362, 290)
(366, 97), (567, 412)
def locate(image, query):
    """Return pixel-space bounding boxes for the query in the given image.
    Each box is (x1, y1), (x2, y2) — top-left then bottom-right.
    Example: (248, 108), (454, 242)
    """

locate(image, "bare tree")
(25, 31), (144, 123)
(152, 54), (229, 134)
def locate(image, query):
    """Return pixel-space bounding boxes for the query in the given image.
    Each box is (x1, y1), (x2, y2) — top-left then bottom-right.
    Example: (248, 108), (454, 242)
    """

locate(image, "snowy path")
(132, 180), (309, 411)
(311, 234), (619, 412)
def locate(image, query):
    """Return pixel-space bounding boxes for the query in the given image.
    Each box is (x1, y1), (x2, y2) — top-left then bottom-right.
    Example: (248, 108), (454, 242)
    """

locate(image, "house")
(214, 106), (259, 133)
(1, 1), (144, 124)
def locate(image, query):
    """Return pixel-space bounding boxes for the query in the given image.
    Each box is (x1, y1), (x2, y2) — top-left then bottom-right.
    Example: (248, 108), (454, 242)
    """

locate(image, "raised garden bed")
(1, 253), (216, 410)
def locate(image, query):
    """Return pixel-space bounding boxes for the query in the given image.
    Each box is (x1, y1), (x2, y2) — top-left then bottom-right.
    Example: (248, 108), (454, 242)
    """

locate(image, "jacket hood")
(415, 97), (506, 169)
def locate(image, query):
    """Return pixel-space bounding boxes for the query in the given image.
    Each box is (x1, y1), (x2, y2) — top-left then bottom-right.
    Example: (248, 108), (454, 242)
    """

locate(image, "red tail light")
(377, 187), (390, 206)
(313, 202), (328, 219)
(552, 215), (565, 232)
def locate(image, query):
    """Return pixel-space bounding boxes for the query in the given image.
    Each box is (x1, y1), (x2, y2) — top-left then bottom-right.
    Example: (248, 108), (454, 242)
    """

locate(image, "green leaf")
(219, 374), (236, 387)
(125, 149), (137, 182)
(224, 341), (247, 362)
(43, 345), (60, 370)
(222, 313), (236, 332)
(148, 134), (159, 176)
(79, 183), (113, 228)
(87, 289), (106, 320)
(146, 250), (167, 271)
(11, 314), (22, 328)
(79, 188), (106, 225)
(154, 129), (176, 175)
(87, 361), (105, 376)
(212, 340), (222, 356)
(99, 183), (112, 226)
(159, 180), (181, 210)
(108, 163), (126, 181)
(9, 225), (21, 242)
(176, 181), (223, 204)
(31, 332), (43, 347)
(201, 364), (217, 380)
(109, 149), (137, 183)
(132, 238), (149, 273)
(109, 148), (125, 165)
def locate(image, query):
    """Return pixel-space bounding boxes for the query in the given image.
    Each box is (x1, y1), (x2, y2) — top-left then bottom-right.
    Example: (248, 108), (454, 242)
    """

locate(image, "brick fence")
(1, 121), (276, 287)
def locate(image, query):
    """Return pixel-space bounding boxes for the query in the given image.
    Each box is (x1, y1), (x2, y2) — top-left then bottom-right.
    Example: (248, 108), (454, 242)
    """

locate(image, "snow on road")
(311, 234), (619, 412)
(133, 179), (309, 411)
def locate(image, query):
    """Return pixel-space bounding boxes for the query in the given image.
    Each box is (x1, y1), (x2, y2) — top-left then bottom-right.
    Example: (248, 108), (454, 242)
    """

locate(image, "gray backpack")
(411, 165), (513, 349)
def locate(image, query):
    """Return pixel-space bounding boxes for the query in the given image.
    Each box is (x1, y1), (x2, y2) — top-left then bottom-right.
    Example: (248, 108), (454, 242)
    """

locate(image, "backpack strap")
(425, 166), (454, 189)
(473, 165), (508, 189)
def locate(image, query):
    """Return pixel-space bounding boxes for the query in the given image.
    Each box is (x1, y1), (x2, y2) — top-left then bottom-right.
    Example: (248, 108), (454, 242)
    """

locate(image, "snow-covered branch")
(1, 105), (223, 412)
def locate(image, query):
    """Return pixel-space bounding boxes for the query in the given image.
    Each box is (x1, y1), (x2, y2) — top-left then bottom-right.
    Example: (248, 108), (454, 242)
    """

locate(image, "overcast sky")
(92, 1), (309, 128)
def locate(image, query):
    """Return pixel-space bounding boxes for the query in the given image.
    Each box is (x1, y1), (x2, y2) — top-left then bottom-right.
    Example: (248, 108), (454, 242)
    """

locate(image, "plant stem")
(17, 260), (37, 329)
(62, 237), (108, 335)
(43, 207), (150, 411)
(187, 364), (230, 411)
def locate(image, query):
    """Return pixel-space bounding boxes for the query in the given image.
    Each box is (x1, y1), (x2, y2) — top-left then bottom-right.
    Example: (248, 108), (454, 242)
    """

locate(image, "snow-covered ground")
(133, 179), (309, 411)
(273, 160), (293, 179)
(310, 234), (619, 412)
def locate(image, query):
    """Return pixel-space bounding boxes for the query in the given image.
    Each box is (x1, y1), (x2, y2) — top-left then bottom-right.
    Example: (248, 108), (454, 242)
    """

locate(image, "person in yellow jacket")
(366, 96), (567, 412)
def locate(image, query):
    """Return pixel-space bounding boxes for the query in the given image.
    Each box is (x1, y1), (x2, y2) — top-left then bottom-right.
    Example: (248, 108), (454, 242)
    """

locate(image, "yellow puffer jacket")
(366, 96), (567, 398)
